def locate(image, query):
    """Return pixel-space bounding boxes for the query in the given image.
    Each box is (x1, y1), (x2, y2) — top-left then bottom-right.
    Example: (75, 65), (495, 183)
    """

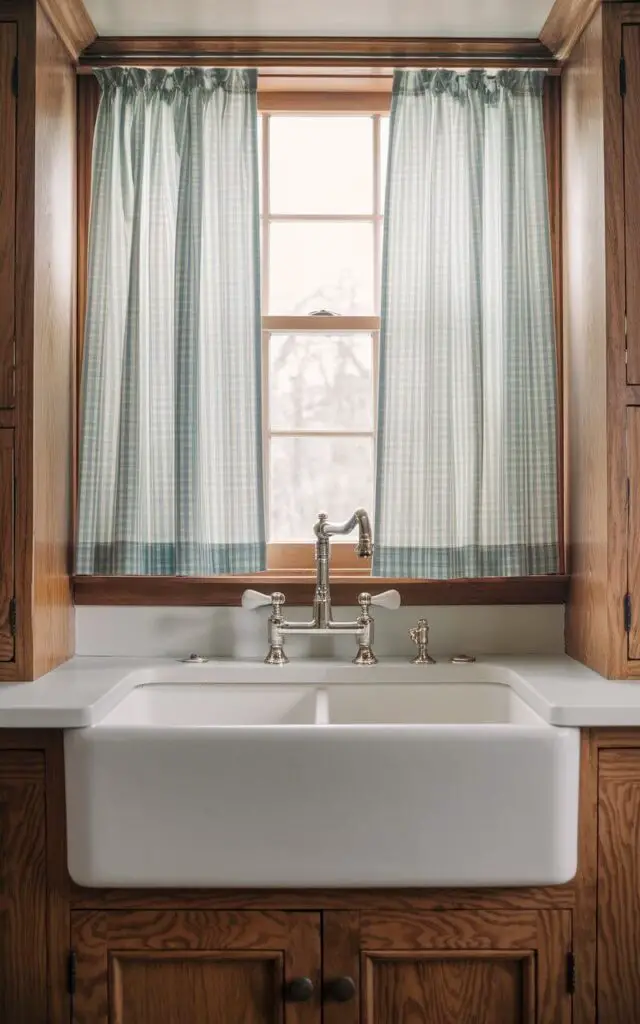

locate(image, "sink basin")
(324, 681), (541, 724)
(102, 684), (320, 726)
(64, 662), (580, 889)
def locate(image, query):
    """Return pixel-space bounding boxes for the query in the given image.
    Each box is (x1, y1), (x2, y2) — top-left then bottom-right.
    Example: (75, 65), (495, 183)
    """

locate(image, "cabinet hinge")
(566, 952), (576, 995)
(67, 950), (76, 996)
(625, 593), (632, 633)
(621, 56), (627, 96)
(11, 55), (17, 97)
(8, 598), (16, 637)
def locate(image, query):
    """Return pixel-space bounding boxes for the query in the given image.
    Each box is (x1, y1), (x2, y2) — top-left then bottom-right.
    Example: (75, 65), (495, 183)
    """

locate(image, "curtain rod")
(77, 62), (560, 74)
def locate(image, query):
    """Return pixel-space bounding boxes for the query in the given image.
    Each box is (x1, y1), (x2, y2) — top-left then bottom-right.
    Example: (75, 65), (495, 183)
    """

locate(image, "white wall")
(76, 605), (565, 659)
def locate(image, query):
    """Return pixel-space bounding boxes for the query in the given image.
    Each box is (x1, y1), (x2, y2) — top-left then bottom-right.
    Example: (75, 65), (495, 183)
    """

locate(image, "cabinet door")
(598, 748), (640, 1023)
(0, 751), (47, 1024)
(0, 23), (16, 408)
(0, 429), (13, 660)
(323, 909), (572, 1024)
(624, 26), (640, 383)
(72, 909), (321, 1024)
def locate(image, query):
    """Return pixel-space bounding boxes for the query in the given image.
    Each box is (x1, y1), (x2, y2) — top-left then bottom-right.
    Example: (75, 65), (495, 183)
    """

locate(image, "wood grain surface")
(627, 408), (640, 657)
(540, 0), (600, 60)
(72, 910), (321, 1024)
(0, 23), (16, 411)
(597, 748), (640, 1023)
(29, 3), (75, 677)
(37, 0), (95, 62)
(0, 749), (47, 1024)
(0, 429), (13, 661)
(623, 26), (640, 385)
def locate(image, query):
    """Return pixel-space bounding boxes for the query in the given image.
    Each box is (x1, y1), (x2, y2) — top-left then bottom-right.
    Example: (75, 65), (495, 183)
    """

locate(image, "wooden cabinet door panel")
(0, 429), (14, 661)
(324, 909), (572, 1024)
(0, 23), (16, 408)
(598, 748), (640, 1023)
(628, 408), (640, 657)
(0, 751), (47, 1024)
(72, 909), (321, 1024)
(624, 26), (640, 383)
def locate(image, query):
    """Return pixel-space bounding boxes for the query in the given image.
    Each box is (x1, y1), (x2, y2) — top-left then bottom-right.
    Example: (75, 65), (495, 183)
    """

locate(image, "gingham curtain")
(374, 69), (559, 579)
(76, 68), (265, 575)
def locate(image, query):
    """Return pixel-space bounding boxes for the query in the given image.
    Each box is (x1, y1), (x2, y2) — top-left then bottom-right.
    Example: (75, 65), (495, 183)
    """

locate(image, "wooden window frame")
(72, 72), (567, 606)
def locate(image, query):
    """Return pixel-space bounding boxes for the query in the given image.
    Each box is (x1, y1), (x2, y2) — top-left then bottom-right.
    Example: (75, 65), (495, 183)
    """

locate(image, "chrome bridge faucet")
(242, 509), (401, 665)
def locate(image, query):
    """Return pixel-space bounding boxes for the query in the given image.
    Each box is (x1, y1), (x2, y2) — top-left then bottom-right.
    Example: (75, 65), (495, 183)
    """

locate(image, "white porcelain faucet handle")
(370, 589), (401, 610)
(241, 589), (273, 611)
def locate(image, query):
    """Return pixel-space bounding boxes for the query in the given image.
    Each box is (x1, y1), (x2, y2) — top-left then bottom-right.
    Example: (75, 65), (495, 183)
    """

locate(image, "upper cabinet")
(0, 2), (78, 682)
(564, 3), (640, 678)
(0, 429), (14, 661)
(624, 26), (640, 386)
(0, 23), (16, 409)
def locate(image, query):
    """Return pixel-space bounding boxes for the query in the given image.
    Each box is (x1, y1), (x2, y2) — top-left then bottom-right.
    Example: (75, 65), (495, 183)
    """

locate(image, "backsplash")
(76, 605), (565, 659)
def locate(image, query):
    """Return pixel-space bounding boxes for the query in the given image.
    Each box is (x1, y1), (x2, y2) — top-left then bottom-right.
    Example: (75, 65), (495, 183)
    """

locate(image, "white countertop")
(0, 654), (639, 728)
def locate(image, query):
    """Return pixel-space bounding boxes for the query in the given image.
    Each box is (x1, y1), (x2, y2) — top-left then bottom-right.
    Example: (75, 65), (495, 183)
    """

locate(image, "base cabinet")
(597, 747), (640, 1023)
(324, 910), (572, 1024)
(0, 751), (47, 1023)
(71, 907), (572, 1024)
(71, 910), (322, 1024)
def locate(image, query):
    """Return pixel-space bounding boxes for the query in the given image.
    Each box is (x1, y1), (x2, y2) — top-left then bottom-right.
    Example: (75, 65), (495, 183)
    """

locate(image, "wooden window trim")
(73, 74), (565, 606)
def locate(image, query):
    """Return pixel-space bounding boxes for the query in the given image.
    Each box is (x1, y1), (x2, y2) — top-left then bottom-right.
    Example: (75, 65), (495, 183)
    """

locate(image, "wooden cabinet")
(0, 22), (16, 409)
(71, 910), (321, 1024)
(564, 3), (640, 677)
(624, 25), (640, 385)
(0, 429), (14, 661)
(324, 910), (572, 1024)
(0, 2), (77, 681)
(70, 905), (573, 1024)
(0, 750), (47, 1023)
(597, 748), (640, 1023)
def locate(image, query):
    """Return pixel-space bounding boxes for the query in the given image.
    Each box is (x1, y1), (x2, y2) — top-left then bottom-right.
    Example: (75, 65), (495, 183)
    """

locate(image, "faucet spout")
(313, 508), (373, 559)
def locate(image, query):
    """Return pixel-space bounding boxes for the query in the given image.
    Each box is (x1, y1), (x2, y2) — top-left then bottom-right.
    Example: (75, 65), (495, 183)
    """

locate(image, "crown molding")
(539, 0), (600, 60)
(38, 0), (96, 62)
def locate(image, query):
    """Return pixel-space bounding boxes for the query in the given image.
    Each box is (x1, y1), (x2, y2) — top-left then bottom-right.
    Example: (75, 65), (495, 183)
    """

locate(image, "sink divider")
(315, 689), (330, 726)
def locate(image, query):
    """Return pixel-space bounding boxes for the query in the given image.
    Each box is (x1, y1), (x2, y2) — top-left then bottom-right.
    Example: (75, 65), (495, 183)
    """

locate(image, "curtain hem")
(372, 544), (559, 579)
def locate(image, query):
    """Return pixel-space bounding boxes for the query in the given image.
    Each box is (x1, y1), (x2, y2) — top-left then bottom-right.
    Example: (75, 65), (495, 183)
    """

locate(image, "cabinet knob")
(324, 975), (357, 1002)
(284, 976), (315, 1002)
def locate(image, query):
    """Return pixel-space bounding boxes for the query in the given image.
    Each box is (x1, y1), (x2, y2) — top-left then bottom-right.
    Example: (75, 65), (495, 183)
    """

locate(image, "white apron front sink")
(64, 661), (580, 889)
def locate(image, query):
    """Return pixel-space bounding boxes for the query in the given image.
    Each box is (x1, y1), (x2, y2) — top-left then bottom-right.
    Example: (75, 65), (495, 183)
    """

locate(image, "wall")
(76, 605), (565, 658)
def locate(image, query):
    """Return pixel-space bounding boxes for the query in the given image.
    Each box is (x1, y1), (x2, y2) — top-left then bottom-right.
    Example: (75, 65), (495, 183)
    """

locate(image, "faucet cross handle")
(241, 589), (286, 618)
(358, 589), (401, 613)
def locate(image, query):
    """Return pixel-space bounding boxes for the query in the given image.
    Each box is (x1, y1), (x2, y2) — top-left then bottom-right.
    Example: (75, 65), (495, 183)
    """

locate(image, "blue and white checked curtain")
(374, 69), (559, 579)
(76, 68), (265, 575)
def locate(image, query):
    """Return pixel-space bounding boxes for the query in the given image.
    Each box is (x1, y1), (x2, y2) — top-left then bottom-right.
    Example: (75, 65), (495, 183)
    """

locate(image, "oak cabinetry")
(69, 906), (573, 1024)
(324, 909), (572, 1024)
(0, 0), (77, 681)
(597, 747), (640, 1023)
(0, 23), (16, 410)
(71, 910), (321, 1024)
(0, 429), (14, 660)
(0, 749), (47, 1023)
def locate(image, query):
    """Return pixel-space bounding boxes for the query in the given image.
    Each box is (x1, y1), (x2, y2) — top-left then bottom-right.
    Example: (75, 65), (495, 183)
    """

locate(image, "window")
(260, 103), (389, 570)
(73, 72), (566, 605)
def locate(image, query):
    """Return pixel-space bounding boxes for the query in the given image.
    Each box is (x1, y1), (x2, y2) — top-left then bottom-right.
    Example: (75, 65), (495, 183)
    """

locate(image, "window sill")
(72, 574), (569, 606)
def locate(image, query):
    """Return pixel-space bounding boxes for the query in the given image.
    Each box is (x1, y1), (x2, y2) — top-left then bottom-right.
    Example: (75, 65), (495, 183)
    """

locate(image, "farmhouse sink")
(64, 662), (580, 889)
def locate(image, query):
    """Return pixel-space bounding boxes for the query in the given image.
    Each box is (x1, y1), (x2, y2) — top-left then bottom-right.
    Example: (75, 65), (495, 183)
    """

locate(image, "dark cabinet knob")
(285, 976), (315, 1002)
(324, 975), (357, 1002)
